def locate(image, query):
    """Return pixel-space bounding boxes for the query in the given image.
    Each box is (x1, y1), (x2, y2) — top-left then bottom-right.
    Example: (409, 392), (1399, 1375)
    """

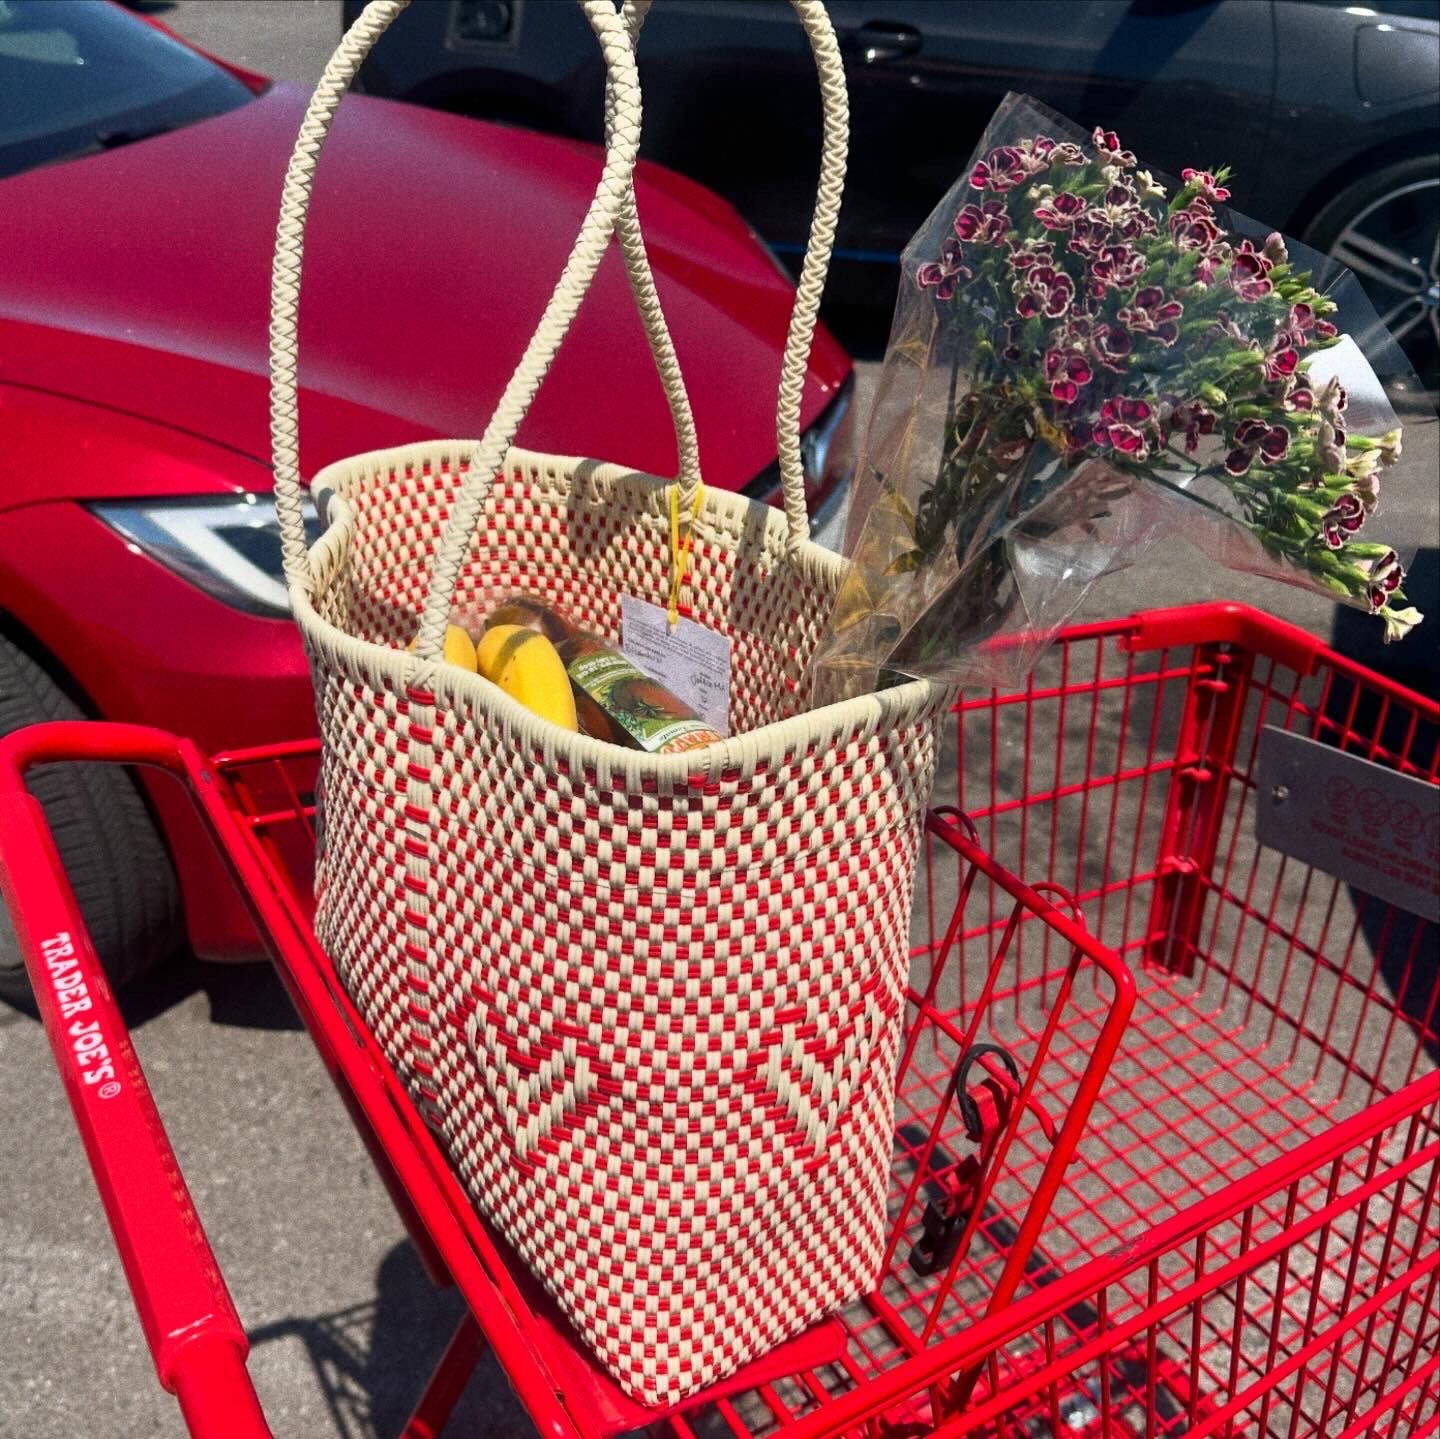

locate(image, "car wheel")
(1303, 154), (1440, 395)
(0, 637), (181, 1010)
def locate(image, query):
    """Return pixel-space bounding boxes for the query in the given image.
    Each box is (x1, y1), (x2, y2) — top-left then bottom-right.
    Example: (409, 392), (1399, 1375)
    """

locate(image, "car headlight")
(90, 388), (858, 619)
(90, 494), (317, 618)
(744, 374), (856, 550)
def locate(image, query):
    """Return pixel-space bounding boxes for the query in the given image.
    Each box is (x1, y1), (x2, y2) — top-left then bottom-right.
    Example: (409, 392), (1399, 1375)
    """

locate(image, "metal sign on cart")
(1256, 725), (1440, 923)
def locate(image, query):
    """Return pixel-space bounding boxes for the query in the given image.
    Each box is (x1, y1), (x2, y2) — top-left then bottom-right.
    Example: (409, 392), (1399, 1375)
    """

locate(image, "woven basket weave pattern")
(276, 0), (950, 1404)
(320, 451), (844, 726)
(301, 445), (944, 1402)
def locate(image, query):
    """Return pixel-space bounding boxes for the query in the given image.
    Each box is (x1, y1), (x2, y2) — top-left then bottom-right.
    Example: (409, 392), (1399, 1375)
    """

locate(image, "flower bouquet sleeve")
(809, 93), (1435, 703)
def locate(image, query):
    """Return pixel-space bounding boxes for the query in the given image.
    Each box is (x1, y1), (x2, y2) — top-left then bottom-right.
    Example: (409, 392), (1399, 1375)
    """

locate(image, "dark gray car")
(343, 0), (1440, 383)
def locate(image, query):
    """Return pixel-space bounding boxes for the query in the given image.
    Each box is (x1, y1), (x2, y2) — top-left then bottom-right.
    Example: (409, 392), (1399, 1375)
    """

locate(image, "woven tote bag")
(270, 0), (949, 1406)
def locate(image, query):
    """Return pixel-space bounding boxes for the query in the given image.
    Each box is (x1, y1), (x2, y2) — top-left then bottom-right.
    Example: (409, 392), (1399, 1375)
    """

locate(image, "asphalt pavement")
(1, 5), (1435, 1438)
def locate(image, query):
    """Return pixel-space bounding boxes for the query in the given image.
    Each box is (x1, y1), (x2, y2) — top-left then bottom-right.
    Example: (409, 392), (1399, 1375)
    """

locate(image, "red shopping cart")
(0, 603), (1435, 1438)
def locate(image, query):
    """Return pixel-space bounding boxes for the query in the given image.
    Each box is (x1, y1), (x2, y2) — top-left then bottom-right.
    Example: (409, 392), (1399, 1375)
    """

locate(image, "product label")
(620, 596), (731, 737)
(567, 645), (721, 754)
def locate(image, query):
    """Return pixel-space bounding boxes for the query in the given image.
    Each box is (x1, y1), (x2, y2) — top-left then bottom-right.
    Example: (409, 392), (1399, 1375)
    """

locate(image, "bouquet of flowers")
(810, 93), (1433, 701)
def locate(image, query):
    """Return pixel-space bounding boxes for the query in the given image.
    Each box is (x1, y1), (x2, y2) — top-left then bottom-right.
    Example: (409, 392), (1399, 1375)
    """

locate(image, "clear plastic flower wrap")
(809, 93), (1435, 703)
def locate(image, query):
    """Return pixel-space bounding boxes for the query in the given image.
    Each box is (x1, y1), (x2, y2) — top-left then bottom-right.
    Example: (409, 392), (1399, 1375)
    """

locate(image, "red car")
(0, 0), (854, 1003)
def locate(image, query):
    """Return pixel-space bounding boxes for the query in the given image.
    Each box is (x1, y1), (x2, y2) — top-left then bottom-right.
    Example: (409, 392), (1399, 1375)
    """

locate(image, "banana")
(475, 624), (578, 732)
(406, 624), (477, 672)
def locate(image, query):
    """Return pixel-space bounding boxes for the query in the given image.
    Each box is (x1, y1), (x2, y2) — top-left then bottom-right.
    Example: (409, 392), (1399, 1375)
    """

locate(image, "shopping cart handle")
(0, 722), (272, 1439)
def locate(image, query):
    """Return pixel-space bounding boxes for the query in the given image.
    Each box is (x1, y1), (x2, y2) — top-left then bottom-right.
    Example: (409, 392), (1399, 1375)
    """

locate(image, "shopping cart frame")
(1, 603), (1435, 1438)
(0, 717), (591, 1439)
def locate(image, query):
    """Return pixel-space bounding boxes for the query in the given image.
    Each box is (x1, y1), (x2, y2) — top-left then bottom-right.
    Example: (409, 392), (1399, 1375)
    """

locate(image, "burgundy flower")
(1007, 238), (1056, 273)
(1274, 303), (1320, 363)
(1024, 136), (1085, 168)
(917, 237), (971, 300)
(1044, 348), (1095, 404)
(1090, 323), (1133, 372)
(1092, 127), (1136, 168)
(1100, 397), (1153, 426)
(1170, 202), (1222, 254)
(954, 199), (1012, 246)
(1117, 207), (1159, 240)
(1093, 422), (1148, 457)
(1015, 157), (1047, 183)
(1092, 178), (1147, 232)
(1321, 492), (1367, 549)
(1091, 180), (1135, 223)
(970, 145), (1027, 193)
(1225, 418), (1292, 474)
(1067, 215), (1113, 260)
(1172, 400), (1217, 453)
(1227, 238), (1275, 302)
(1063, 420), (1095, 451)
(1181, 168), (1231, 202)
(1314, 318), (1338, 340)
(1091, 243), (1146, 291)
(1034, 191), (1088, 230)
(1366, 550), (1406, 611)
(1258, 427), (1291, 462)
(1265, 345), (1299, 381)
(1001, 320), (1024, 363)
(1196, 251), (1229, 286)
(1282, 379), (1315, 412)
(1119, 286), (1184, 345)
(1016, 265), (1076, 320)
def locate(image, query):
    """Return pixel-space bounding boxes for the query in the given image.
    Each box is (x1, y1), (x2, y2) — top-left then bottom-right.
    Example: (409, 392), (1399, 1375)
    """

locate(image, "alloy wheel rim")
(1328, 176), (1440, 388)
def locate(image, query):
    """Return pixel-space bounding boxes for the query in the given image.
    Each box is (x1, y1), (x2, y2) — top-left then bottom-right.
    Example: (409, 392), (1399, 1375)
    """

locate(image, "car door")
(632, 0), (1275, 266)
(826, 0), (1277, 259)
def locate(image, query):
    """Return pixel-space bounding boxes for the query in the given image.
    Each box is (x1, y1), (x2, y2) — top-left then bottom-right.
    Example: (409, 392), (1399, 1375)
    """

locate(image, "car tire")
(0, 637), (182, 1010)
(1301, 153), (1440, 392)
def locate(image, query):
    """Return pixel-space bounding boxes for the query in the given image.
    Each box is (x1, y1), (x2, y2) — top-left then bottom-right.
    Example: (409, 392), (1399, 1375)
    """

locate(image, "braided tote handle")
(774, 2), (848, 554)
(269, 0), (668, 615)
(271, 1), (848, 660)
(610, 1), (702, 512)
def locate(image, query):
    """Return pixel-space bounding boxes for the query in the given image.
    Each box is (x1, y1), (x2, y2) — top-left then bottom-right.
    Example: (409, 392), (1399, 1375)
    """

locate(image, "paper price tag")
(621, 596), (732, 737)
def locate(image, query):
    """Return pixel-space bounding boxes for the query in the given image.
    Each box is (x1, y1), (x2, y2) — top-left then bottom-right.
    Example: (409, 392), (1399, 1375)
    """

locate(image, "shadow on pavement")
(247, 1241), (531, 1438)
(116, 953), (306, 1032)
(1, 952), (303, 1031)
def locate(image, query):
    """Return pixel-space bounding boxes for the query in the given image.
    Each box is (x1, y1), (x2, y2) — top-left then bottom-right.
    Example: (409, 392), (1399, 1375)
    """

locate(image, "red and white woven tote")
(269, 0), (948, 1406)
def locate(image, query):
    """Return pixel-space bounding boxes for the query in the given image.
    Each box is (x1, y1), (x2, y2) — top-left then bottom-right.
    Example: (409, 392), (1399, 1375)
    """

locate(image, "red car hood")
(0, 84), (847, 497)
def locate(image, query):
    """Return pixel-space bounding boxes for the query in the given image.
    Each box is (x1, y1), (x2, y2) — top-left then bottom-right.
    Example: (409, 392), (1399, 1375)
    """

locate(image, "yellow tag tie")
(667, 480), (704, 626)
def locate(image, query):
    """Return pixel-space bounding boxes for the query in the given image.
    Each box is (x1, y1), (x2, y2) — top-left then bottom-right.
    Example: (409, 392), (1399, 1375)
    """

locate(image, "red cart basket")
(1, 602), (1435, 1438)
